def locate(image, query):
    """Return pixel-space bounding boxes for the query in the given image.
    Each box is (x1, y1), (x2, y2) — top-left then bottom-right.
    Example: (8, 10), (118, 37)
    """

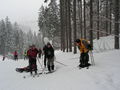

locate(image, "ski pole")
(91, 51), (95, 66)
(89, 51), (95, 66)
(41, 55), (47, 74)
(54, 56), (67, 66)
(37, 58), (43, 69)
(89, 51), (93, 65)
(41, 54), (44, 67)
(55, 60), (68, 66)
(37, 58), (47, 74)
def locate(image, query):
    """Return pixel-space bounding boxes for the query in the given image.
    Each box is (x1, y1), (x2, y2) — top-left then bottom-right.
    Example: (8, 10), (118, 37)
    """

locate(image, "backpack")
(81, 40), (92, 50)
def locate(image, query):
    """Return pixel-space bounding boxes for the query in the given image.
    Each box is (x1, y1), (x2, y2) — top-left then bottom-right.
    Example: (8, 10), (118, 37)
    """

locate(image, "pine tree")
(73, 0), (77, 54)
(114, 0), (119, 49)
(0, 20), (6, 55)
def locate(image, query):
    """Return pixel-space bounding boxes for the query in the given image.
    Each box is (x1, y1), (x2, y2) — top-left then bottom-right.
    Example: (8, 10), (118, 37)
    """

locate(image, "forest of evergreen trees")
(38, 0), (120, 53)
(0, 0), (119, 58)
(0, 17), (43, 58)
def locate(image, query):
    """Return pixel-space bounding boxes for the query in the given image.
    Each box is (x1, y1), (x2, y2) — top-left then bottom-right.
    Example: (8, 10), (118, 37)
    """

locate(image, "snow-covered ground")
(0, 36), (120, 90)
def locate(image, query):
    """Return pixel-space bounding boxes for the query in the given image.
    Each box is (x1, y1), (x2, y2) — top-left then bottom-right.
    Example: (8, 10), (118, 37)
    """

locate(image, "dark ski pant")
(47, 57), (54, 72)
(79, 52), (89, 68)
(24, 55), (27, 60)
(29, 58), (37, 75)
(14, 55), (18, 61)
(3, 56), (5, 61)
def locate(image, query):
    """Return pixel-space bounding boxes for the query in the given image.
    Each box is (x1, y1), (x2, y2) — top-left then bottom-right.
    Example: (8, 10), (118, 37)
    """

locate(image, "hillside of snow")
(0, 36), (120, 90)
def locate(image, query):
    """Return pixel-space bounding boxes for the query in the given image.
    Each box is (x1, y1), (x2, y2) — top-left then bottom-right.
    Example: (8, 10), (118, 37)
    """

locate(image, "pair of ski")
(23, 70), (55, 79)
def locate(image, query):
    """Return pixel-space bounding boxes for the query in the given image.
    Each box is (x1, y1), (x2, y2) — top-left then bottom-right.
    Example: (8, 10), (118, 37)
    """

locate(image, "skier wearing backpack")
(75, 39), (92, 68)
(27, 45), (39, 75)
(45, 42), (55, 73)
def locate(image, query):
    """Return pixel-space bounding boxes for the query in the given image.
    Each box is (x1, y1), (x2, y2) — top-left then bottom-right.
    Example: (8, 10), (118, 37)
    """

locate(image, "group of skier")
(26, 42), (55, 75)
(15, 38), (92, 75)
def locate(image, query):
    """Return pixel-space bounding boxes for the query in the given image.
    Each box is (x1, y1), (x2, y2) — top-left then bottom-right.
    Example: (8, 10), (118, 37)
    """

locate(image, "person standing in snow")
(45, 42), (55, 72)
(2, 55), (5, 61)
(23, 50), (27, 60)
(27, 45), (39, 75)
(14, 51), (18, 61)
(75, 39), (92, 68)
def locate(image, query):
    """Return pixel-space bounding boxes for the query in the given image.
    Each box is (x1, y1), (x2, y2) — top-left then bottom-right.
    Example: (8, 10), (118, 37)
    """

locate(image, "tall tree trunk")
(65, 0), (69, 52)
(68, 0), (72, 52)
(97, 0), (100, 40)
(109, 0), (112, 34)
(89, 0), (93, 47)
(78, 0), (81, 38)
(60, 0), (63, 51)
(114, 0), (119, 49)
(78, 0), (83, 38)
(63, 0), (66, 52)
(83, 0), (86, 39)
(73, 0), (77, 54)
(60, 0), (65, 52)
(105, 0), (109, 36)
(80, 0), (83, 38)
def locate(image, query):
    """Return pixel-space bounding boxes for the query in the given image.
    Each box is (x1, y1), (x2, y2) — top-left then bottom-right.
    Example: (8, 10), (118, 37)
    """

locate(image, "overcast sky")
(0, 0), (45, 33)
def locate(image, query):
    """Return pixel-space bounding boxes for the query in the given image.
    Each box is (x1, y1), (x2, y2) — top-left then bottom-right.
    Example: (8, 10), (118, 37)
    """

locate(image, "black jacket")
(46, 47), (54, 59)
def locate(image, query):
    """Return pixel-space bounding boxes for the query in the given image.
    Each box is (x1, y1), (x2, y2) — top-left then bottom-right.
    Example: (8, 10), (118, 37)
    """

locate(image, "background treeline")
(38, 0), (120, 53)
(0, 17), (43, 58)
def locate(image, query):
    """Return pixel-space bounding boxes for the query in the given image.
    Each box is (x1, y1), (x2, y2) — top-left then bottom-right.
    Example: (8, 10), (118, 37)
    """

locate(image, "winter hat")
(47, 42), (51, 46)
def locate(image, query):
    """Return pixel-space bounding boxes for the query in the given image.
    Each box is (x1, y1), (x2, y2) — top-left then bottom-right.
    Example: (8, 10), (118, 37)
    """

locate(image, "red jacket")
(14, 51), (18, 56)
(27, 48), (38, 58)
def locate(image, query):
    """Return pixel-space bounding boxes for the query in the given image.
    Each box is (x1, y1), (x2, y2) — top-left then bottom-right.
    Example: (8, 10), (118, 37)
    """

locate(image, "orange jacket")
(77, 39), (89, 53)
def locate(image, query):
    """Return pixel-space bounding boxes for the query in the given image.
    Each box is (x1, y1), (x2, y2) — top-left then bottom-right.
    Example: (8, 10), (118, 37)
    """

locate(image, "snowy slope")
(0, 36), (120, 90)
(93, 36), (114, 52)
(0, 49), (120, 90)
